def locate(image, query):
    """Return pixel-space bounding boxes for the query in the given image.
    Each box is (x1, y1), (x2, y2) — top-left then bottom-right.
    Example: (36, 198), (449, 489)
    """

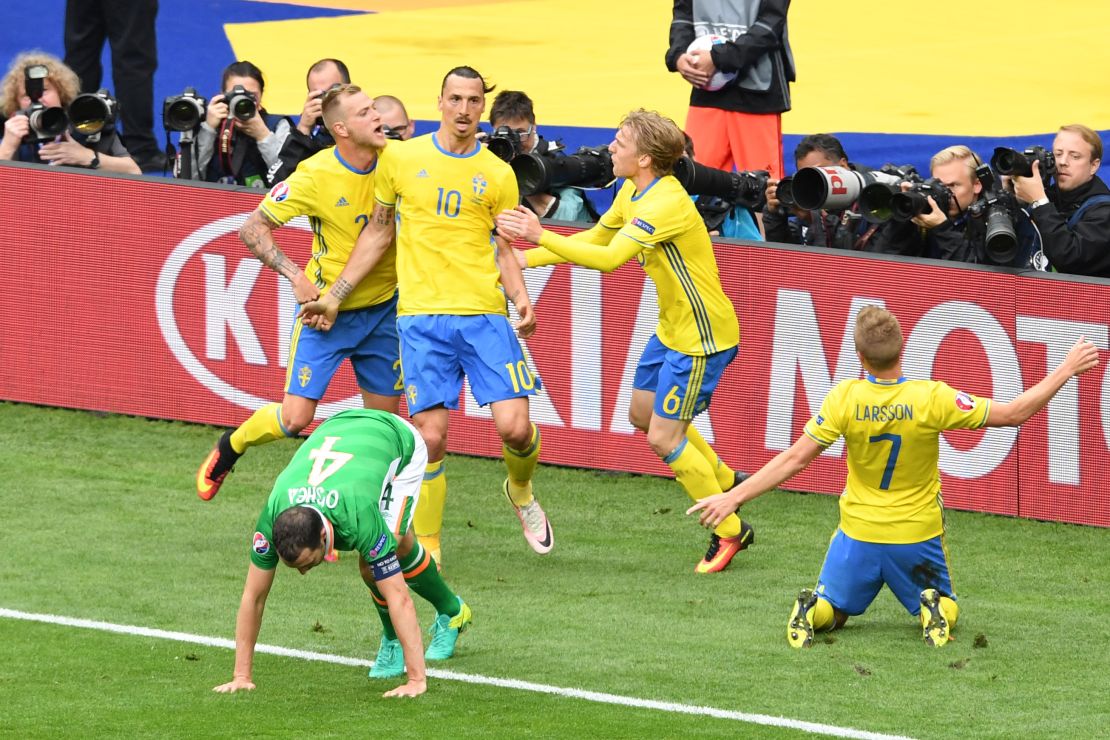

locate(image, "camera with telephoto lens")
(68, 88), (117, 137)
(857, 164), (922, 223)
(163, 87), (207, 132)
(486, 125), (525, 163)
(19, 64), (68, 142)
(672, 156), (769, 210)
(775, 175), (796, 209)
(966, 164), (1019, 264)
(791, 165), (903, 212)
(991, 145), (1056, 181)
(888, 178), (952, 221)
(381, 124), (405, 142)
(511, 144), (615, 196)
(223, 84), (257, 122)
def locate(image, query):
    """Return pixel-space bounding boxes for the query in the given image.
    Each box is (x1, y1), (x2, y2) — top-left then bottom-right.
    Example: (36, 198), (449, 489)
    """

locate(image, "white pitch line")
(1, 607), (913, 740)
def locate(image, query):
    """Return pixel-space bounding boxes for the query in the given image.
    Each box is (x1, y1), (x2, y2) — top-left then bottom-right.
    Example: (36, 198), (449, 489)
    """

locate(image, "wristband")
(88, 152), (100, 170)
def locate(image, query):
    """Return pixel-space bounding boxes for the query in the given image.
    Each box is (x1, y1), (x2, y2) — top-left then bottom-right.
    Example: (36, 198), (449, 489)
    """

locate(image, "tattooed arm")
(299, 201), (395, 331)
(239, 210), (319, 303)
(495, 234), (536, 339)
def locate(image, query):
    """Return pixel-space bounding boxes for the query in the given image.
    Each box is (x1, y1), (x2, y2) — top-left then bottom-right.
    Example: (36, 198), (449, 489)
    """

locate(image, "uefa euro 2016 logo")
(472, 174), (487, 196)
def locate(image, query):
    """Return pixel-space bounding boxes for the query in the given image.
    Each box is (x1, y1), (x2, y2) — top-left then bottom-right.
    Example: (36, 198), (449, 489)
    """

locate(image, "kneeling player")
(212, 409), (472, 698)
(690, 306), (1098, 646)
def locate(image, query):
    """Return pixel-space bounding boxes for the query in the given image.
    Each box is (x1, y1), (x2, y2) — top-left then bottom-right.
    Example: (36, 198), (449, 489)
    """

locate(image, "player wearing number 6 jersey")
(300, 67), (552, 565)
(497, 109), (753, 574)
(196, 84), (402, 504)
(213, 409), (471, 698)
(689, 306), (1099, 648)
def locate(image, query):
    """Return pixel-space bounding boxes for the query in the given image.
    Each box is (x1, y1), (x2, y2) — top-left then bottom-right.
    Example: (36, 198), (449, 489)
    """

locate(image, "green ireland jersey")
(250, 409), (418, 570)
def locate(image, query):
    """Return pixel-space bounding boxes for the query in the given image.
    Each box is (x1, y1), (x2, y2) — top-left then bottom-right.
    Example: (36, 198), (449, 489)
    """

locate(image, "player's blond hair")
(929, 145), (981, 178)
(854, 306), (903, 371)
(321, 83), (362, 132)
(1057, 124), (1102, 162)
(1, 50), (81, 117)
(621, 109), (685, 178)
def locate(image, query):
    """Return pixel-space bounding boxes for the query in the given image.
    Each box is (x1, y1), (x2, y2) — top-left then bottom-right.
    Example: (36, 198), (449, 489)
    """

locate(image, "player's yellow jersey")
(803, 375), (991, 544)
(258, 147), (396, 311)
(374, 133), (519, 316)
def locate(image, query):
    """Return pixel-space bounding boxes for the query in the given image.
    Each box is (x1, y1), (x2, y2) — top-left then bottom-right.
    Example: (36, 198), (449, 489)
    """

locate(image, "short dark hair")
(221, 60), (265, 94)
(489, 90), (535, 126)
(441, 66), (494, 94)
(306, 58), (351, 87)
(794, 134), (848, 165)
(272, 507), (322, 563)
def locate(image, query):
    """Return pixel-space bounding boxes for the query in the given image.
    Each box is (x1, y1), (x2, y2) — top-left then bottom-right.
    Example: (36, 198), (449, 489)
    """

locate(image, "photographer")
(372, 95), (415, 142)
(488, 90), (595, 222)
(0, 51), (139, 174)
(763, 134), (919, 254)
(263, 59), (351, 185)
(1012, 125), (1110, 277)
(194, 61), (291, 187)
(903, 145), (1032, 266)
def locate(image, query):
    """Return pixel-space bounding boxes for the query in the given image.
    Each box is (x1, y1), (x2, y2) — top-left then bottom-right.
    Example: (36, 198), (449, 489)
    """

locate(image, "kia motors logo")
(155, 213), (362, 417)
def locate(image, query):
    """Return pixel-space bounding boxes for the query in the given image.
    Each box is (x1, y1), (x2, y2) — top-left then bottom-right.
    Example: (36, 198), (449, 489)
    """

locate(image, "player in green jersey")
(213, 409), (472, 697)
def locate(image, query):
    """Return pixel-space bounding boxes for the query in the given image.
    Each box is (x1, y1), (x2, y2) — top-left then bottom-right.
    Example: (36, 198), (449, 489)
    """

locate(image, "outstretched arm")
(687, 434), (824, 528)
(376, 571), (427, 698)
(497, 206), (637, 273)
(239, 209), (319, 303)
(299, 201), (396, 330)
(213, 563), (276, 693)
(986, 337), (1099, 427)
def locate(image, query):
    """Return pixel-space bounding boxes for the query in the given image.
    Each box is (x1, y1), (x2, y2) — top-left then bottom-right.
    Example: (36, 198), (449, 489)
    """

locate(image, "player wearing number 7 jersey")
(689, 306), (1099, 648)
(213, 409), (471, 698)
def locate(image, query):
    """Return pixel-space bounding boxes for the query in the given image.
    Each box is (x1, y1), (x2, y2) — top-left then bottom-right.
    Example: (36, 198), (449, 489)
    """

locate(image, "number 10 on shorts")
(505, 361), (535, 393)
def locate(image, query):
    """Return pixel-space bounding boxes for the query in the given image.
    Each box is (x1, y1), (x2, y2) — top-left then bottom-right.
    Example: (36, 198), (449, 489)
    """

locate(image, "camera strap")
(218, 117), (236, 176)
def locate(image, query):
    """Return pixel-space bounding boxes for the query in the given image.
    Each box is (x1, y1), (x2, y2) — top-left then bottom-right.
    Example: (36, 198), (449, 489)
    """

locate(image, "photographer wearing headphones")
(488, 90), (595, 222)
(1012, 125), (1110, 277)
(0, 51), (139, 174)
(763, 134), (919, 254)
(194, 60), (291, 187)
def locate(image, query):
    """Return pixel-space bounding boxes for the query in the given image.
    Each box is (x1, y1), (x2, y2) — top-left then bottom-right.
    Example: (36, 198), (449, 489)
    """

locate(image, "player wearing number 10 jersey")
(689, 305), (1099, 648)
(300, 67), (552, 565)
(196, 85), (402, 503)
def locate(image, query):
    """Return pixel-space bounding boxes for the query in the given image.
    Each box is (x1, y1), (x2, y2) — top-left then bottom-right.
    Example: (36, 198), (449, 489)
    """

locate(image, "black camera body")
(857, 164), (922, 223)
(511, 144), (614, 196)
(20, 64), (67, 142)
(381, 124), (405, 142)
(991, 145), (1056, 181)
(163, 87), (207, 132)
(967, 164), (1020, 264)
(224, 85), (257, 122)
(673, 156), (768, 210)
(69, 88), (117, 138)
(486, 125), (525, 163)
(889, 178), (952, 221)
(775, 175), (796, 209)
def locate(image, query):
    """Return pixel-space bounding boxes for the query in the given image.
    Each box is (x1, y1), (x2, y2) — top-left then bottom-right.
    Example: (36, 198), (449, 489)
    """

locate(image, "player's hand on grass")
(686, 492), (740, 529)
(1063, 336), (1100, 377)
(291, 273), (320, 305)
(298, 292), (340, 331)
(213, 677), (256, 693)
(383, 678), (426, 698)
(514, 300), (537, 339)
(496, 206), (543, 244)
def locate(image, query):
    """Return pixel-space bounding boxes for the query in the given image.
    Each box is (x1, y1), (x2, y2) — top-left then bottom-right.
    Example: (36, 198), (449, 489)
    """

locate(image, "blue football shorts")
(285, 293), (401, 400)
(396, 313), (540, 415)
(632, 333), (737, 420)
(815, 528), (956, 617)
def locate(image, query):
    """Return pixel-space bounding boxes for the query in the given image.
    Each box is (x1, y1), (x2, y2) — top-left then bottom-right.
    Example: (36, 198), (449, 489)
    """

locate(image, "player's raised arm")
(497, 206), (639, 273)
(985, 337), (1100, 427)
(213, 563), (276, 693)
(375, 569), (427, 698)
(495, 234), (536, 339)
(299, 201), (395, 330)
(688, 434), (824, 529)
(239, 209), (319, 304)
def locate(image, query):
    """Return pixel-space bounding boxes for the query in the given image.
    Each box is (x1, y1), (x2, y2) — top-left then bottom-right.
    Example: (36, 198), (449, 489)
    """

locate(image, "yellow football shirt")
(529, 176), (739, 356)
(258, 147), (396, 311)
(374, 133), (519, 316)
(803, 376), (992, 544)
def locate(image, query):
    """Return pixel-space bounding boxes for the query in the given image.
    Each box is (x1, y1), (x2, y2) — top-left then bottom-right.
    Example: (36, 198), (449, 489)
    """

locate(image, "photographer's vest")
(206, 112), (286, 187)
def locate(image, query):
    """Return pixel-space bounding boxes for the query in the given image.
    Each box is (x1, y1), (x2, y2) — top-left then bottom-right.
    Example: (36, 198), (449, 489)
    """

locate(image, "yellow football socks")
(414, 459), (447, 562)
(229, 402), (289, 454)
(663, 438), (741, 539)
(503, 423), (541, 507)
(684, 425), (736, 491)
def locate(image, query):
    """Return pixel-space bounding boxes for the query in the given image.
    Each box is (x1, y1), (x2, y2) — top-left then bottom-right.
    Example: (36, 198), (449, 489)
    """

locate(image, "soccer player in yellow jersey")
(301, 67), (552, 564)
(690, 306), (1099, 647)
(196, 84), (401, 501)
(496, 109), (754, 574)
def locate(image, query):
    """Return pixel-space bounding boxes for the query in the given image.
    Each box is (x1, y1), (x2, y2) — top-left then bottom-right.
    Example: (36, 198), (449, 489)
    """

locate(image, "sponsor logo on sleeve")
(955, 391), (976, 412)
(268, 182), (290, 203)
(631, 217), (655, 235)
(253, 532), (270, 555)
(368, 533), (389, 559)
